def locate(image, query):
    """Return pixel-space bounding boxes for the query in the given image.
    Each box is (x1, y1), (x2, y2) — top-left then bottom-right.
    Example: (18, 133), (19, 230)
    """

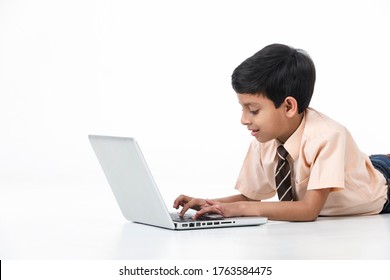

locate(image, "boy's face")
(237, 93), (294, 143)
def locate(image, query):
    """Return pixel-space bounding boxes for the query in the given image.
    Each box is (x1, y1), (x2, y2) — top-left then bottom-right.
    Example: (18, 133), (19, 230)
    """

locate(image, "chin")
(255, 136), (273, 143)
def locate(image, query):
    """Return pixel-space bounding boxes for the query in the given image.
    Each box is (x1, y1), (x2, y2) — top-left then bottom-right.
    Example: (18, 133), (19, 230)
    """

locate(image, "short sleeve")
(235, 140), (276, 200)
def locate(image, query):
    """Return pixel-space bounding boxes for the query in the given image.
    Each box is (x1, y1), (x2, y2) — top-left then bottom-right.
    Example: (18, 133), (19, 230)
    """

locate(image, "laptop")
(88, 135), (268, 230)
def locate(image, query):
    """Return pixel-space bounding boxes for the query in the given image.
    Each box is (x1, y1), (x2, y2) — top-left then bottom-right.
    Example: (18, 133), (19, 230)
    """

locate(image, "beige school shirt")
(236, 108), (388, 216)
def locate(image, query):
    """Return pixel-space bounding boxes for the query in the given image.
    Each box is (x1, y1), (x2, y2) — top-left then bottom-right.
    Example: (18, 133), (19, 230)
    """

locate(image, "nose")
(241, 112), (251, 126)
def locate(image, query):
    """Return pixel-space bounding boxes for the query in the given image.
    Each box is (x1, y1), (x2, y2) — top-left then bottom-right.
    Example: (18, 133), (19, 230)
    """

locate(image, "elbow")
(297, 199), (323, 222)
(294, 215), (318, 222)
(295, 208), (320, 222)
(304, 215), (318, 222)
(301, 211), (320, 222)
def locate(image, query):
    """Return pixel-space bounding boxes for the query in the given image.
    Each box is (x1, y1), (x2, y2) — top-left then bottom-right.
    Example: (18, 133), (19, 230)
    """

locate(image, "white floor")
(1, 183), (390, 260)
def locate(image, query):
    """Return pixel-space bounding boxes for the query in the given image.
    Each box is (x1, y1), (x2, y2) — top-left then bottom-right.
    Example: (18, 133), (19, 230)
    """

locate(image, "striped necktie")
(275, 145), (294, 201)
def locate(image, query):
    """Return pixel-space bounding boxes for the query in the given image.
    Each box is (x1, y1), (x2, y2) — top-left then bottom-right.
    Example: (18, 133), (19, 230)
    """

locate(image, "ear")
(283, 96), (299, 118)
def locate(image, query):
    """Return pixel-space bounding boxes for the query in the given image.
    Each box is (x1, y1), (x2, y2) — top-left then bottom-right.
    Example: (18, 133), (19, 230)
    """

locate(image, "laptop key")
(170, 212), (223, 222)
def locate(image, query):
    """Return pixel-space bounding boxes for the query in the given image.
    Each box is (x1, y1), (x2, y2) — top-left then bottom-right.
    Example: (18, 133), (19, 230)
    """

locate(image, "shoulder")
(303, 108), (350, 142)
(301, 108), (355, 158)
(304, 108), (347, 134)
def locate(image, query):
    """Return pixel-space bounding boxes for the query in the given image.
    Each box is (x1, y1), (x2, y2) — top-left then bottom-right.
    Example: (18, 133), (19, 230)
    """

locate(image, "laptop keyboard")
(170, 212), (222, 222)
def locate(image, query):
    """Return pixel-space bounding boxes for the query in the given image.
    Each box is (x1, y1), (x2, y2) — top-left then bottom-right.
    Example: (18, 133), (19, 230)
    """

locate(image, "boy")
(173, 43), (390, 222)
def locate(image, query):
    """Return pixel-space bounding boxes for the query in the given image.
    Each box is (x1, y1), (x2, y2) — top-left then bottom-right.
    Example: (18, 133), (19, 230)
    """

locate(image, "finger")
(179, 199), (197, 216)
(194, 205), (222, 219)
(205, 199), (216, 205)
(200, 200), (212, 209)
(173, 195), (189, 209)
(173, 195), (184, 208)
(180, 198), (207, 216)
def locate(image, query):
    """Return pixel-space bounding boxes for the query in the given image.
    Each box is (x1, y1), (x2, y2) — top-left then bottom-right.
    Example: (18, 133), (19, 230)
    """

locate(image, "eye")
(250, 110), (259, 115)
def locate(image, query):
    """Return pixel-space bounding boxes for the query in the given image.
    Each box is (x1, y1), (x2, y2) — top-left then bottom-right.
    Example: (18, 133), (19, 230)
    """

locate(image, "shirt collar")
(280, 111), (306, 161)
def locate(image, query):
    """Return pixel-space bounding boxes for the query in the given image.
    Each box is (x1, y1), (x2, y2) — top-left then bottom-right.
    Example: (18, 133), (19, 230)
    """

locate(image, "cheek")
(254, 113), (280, 132)
(253, 113), (269, 127)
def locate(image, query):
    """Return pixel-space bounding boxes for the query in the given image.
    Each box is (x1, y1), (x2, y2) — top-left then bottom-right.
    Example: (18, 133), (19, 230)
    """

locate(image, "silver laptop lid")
(89, 135), (175, 229)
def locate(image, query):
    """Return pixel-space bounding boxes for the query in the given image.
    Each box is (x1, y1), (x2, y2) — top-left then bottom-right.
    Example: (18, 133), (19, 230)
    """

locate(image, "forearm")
(195, 189), (329, 221)
(238, 200), (319, 222)
(215, 194), (252, 203)
(236, 188), (330, 221)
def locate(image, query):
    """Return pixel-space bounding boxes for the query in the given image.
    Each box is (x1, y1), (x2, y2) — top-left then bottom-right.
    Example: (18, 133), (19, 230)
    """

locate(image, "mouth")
(249, 129), (259, 136)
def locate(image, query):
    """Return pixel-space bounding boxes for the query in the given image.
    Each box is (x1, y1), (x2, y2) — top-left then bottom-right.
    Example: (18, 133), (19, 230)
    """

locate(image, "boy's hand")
(173, 195), (209, 217)
(193, 200), (239, 219)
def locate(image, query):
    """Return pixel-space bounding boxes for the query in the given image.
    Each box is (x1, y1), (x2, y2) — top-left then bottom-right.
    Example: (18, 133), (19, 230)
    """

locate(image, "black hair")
(231, 43), (316, 113)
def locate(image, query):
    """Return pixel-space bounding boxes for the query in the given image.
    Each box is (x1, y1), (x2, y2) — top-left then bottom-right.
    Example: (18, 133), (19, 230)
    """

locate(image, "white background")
(1, 0), (390, 209)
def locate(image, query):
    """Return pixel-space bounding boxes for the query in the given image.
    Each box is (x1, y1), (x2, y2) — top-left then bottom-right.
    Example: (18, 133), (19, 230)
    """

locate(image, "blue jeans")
(369, 154), (390, 214)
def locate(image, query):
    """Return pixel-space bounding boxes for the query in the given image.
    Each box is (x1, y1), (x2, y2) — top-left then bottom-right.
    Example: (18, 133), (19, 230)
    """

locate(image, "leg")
(370, 154), (390, 214)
